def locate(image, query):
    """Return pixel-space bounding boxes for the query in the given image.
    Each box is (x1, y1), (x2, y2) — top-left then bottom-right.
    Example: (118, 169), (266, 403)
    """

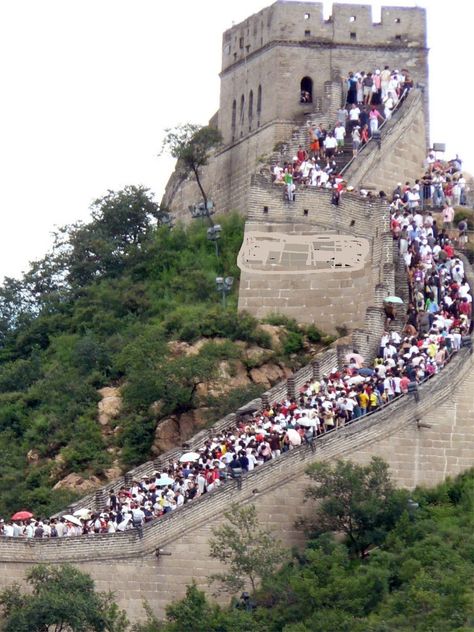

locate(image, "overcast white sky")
(0, 0), (471, 280)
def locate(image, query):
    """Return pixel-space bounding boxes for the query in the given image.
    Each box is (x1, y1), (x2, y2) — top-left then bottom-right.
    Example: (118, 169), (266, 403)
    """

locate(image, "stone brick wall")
(238, 182), (391, 332)
(343, 88), (427, 193)
(1, 345), (472, 623)
(162, 2), (429, 221)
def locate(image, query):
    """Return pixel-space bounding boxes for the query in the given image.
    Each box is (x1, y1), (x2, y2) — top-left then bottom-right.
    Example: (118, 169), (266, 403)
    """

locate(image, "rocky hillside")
(0, 188), (330, 516)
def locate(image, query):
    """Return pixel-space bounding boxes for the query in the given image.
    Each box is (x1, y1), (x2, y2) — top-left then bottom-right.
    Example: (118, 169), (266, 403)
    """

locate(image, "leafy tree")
(0, 564), (128, 632)
(132, 584), (256, 632)
(161, 124), (222, 221)
(208, 503), (287, 594)
(300, 457), (408, 557)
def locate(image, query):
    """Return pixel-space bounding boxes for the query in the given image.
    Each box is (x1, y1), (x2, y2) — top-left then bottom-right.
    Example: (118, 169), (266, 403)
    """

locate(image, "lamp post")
(207, 224), (222, 257)
(216, 276), (234, 307)
(188, 200), (215, 222)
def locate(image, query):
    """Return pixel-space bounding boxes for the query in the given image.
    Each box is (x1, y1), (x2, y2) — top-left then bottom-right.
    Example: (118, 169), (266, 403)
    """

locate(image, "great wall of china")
(0, 2), (473, 624)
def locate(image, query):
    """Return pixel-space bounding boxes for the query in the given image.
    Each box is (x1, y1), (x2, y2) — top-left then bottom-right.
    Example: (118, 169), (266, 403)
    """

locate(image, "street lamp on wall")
(216, 276), (234, 307)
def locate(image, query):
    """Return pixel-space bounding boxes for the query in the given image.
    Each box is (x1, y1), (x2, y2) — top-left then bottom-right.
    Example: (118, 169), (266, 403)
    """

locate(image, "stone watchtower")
(162, 1), (428, 219)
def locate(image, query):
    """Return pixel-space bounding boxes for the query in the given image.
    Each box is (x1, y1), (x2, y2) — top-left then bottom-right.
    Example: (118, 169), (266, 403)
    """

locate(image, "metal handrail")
(340, 88), (410, 177)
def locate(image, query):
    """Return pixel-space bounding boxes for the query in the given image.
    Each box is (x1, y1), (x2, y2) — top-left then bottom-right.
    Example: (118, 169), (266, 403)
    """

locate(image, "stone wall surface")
(238, 184), (391, 331)
(162, 0), (429, 221)
(0, 344), (472, 622)
(343, 89), (427, 192)
(0, 4), (456, 627)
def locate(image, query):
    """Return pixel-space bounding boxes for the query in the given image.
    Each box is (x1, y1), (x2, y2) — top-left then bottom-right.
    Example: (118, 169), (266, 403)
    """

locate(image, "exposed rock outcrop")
(97, 387), (122, 426)
(53, 473), (102, 492)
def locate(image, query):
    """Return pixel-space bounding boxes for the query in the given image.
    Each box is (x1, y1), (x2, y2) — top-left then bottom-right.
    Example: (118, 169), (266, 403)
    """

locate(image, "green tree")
(0, 564), (128, 632)
(132, 584), (256, 632)
(161, 124), (222, 221)
(208, 503), (287, 594)
(300, 457), (407, 557)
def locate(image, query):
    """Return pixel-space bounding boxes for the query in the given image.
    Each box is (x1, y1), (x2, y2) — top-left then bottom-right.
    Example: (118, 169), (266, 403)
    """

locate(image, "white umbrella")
(179, 451), (201, 463)
(155, 475), (175, 486)
(116, 513), (131, 532)
(297, 417), (317, 427)
(73, 508), (92, 519)
(62, 514), (83, 527)
(286, 428), (301, 446)
(384, 296), (404, 304)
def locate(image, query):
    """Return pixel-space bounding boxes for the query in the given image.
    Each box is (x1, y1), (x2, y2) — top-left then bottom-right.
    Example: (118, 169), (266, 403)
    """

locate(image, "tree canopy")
(0, 564), (128, 632)
(208, 503), (286, 594)
(300, 457), (408, 557)
(161, 124), (222, 216)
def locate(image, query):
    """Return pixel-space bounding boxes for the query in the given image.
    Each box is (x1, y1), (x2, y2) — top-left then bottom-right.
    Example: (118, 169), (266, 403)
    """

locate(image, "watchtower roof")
(222, 1), (426, 72)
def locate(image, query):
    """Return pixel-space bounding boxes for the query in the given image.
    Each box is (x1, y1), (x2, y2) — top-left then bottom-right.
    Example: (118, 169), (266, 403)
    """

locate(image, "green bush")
(264, 312), (300, 332)
(283, 330), (305, 355)
(305, 324), (323, 344)
(454, 209), (474, 229)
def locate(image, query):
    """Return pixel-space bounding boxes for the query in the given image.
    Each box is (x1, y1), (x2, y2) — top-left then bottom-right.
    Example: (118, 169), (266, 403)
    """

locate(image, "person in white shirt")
(334, 123), (346, 154)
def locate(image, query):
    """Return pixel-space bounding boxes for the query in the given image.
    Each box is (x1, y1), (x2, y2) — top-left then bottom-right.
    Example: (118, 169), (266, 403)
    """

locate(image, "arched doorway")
(300, 76), (313, 103)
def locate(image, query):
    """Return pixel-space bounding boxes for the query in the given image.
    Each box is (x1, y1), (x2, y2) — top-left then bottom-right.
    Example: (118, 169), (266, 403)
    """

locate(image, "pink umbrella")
(11, 511), (33, 521)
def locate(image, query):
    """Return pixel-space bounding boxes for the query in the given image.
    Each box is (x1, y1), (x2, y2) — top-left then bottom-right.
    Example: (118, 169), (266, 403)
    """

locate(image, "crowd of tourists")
(273, 64), (415, 202)
(1, 188), (470, 537)
(1, 64), (471, 538)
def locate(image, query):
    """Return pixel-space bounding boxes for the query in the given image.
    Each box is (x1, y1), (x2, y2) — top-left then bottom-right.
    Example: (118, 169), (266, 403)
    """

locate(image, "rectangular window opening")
(239, 37), (244, 49)
(304, 30), (311, 37)
(263, 206), (269, 214)
(303, 209), (309, 216)
(350, 32), (357, 40)
(350, 16), (356, 22)
(394, 17), (401, 23)
(395, 34), (402, 41)
(304, 12), (310, 20)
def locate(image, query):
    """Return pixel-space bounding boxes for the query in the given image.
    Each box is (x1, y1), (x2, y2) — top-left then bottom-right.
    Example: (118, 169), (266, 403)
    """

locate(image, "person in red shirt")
(443, 242), (454, 258)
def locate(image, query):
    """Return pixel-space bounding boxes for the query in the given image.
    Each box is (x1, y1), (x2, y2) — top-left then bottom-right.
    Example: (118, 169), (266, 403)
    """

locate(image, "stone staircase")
(270, 109), (386, 181)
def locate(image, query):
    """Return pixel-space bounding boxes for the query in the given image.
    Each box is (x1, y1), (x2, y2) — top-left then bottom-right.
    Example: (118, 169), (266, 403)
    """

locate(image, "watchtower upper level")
(221, 2), (426, 73)
(218, 2), (428, 146)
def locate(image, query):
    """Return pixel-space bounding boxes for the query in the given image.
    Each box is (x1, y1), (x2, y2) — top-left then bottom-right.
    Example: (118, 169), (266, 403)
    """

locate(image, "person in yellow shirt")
(358, 390), (369, 415)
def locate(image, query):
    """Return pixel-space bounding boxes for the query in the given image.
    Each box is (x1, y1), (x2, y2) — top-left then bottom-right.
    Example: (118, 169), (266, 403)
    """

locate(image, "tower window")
(350, 32), (357, 40)
(300, 76), (313, 103)
(304, 30), (311, 37)
(231, 99), (236, 131)
(304, 12), (310, 20)
(248, 90), (254, 120)
(350, 16), (356, 22)
(240, 94), (245, 123)
(257, 84), (262, 114)
(395, 35), (402, 41)
(394, 17), (401, 23)
(239, 37), (244, 49)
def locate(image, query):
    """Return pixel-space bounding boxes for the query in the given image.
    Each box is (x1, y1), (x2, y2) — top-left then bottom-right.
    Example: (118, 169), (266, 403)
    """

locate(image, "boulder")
(242, 345), (273, 367)
(97, 386), (122, 426)
(249, 367), (272, 389)
(53, 473), (101, 492)
(104, 465), (122, 481)
(167, 340), (191, 356)
(257, 324), (285, 351)
(259, 362), (286, 383)
(178, 409), (208, 440)
(151, 416), (180, 455)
